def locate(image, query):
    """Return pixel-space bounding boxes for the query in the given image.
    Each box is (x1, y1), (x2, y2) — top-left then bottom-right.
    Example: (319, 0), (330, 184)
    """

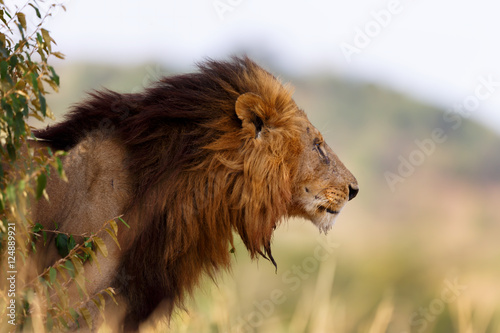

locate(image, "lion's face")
(234, 89), (358, 234)
(289, 116), (358, 232)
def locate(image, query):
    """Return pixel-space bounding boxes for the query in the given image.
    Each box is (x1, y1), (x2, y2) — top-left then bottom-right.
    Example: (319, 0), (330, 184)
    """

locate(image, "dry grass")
(132, 177), (500, 333)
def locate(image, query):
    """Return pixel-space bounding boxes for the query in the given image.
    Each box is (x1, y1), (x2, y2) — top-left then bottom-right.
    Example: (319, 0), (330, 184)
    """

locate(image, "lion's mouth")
(318, 206), (339, 215)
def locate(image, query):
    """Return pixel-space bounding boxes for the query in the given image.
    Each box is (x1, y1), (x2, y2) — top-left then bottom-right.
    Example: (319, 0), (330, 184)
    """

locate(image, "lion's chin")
(313, 213), (339, 234)
(309, 202), (346, 234)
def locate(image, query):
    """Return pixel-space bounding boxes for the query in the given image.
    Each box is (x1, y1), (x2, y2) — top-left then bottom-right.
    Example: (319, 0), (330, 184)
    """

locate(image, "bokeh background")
(20, 0), (500, 332)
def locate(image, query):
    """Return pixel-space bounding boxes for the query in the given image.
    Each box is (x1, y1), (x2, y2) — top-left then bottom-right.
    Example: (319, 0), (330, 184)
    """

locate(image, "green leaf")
(33, 223), (43, 233)
(79, 238), (93, 263)
(16, 23), (24, 39)
(49, 66), (59, 86)
(30, 72), (39, 92)
(6, 184), (15, 203)
(29, 3), (41, 18)
(55, 234), (69, 257)
(0, 60), (8, 80)
(2, 97), (13, 119)
(38, 276), (47, 285)
(9, 54), (19, 68)
(14, 111), (26, 137)
(118, 217), (130, 228)
(36, 173), (47, 200)
(38, 91), (46, 116)
(64, 260), (75, 277)
(9, 55), (17, 67)
(17, 180), (25, 192)
(69, 307), (79, 322)
(55, 233), (79, 258)
(20, 95), (29, 116)
(68, 235), (76, 252)
(6, 143), (15, 161)
(3, 8), (12, 19)
(46, 312), (54, 331)
(56, 156), (66, 180)
(10, 93), (20, 112)
(49, 267), (57, 284)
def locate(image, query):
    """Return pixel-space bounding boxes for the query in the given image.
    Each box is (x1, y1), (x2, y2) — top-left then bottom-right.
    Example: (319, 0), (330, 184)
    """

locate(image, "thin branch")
(27, 215), (124, 287)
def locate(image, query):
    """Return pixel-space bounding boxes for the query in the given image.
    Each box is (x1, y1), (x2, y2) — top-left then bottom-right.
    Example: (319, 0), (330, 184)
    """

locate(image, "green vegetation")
(0, 3), (124, 331)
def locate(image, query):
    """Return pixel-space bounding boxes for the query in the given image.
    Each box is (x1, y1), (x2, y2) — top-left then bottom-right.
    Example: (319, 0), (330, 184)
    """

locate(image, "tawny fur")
(33, 57), (358, 330)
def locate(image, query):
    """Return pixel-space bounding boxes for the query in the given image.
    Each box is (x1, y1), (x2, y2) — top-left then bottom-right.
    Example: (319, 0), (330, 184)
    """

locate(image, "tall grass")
(132, 217), (500, 333)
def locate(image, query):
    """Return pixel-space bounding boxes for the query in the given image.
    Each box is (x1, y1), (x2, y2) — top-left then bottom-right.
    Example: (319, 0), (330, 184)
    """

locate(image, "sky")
(16, 0), (500, 132)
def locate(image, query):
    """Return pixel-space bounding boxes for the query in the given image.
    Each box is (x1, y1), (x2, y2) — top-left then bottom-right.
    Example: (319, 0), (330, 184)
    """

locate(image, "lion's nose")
(348, 183), (359, 201)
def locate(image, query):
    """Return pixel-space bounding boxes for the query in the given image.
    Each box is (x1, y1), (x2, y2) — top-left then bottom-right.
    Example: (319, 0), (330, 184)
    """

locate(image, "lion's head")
(199, 60), (358, 261)
(231, 90), (358, 235)
(34, 56), (358, 328)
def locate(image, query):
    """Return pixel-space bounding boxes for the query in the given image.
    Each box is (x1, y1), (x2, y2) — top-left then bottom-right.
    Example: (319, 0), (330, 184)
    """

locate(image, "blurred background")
(21, 0), (500, 331)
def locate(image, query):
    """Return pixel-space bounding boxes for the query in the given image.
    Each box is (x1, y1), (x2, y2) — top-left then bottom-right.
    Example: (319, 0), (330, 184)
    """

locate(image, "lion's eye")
(313, 139), (330, 165)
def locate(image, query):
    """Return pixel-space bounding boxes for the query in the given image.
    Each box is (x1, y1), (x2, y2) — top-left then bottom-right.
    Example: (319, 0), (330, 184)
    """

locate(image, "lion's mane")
(35, 57), (302, 327)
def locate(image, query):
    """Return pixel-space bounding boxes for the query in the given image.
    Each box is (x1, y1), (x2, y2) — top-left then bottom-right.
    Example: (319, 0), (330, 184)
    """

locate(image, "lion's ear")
(235, 92), (265, 139)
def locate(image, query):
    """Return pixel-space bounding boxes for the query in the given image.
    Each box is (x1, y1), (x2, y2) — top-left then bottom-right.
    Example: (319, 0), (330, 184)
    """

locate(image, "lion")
(32, 56), (358, 330)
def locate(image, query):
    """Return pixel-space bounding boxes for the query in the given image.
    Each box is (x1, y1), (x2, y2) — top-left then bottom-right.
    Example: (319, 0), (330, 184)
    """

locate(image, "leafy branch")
(24, 216), (129, 330)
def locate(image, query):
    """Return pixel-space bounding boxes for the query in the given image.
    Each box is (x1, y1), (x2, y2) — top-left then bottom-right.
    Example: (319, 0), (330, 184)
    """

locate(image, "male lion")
(33, 57), (358, 330)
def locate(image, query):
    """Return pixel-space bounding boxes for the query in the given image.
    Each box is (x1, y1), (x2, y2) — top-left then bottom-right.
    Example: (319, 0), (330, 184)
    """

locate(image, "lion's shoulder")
(36, 133), (131, 233)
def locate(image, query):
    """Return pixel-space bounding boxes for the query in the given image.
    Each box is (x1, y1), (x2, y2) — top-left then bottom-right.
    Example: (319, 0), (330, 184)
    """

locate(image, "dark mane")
(35, 56), (265, 193)
(35, 56), (300, 328)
